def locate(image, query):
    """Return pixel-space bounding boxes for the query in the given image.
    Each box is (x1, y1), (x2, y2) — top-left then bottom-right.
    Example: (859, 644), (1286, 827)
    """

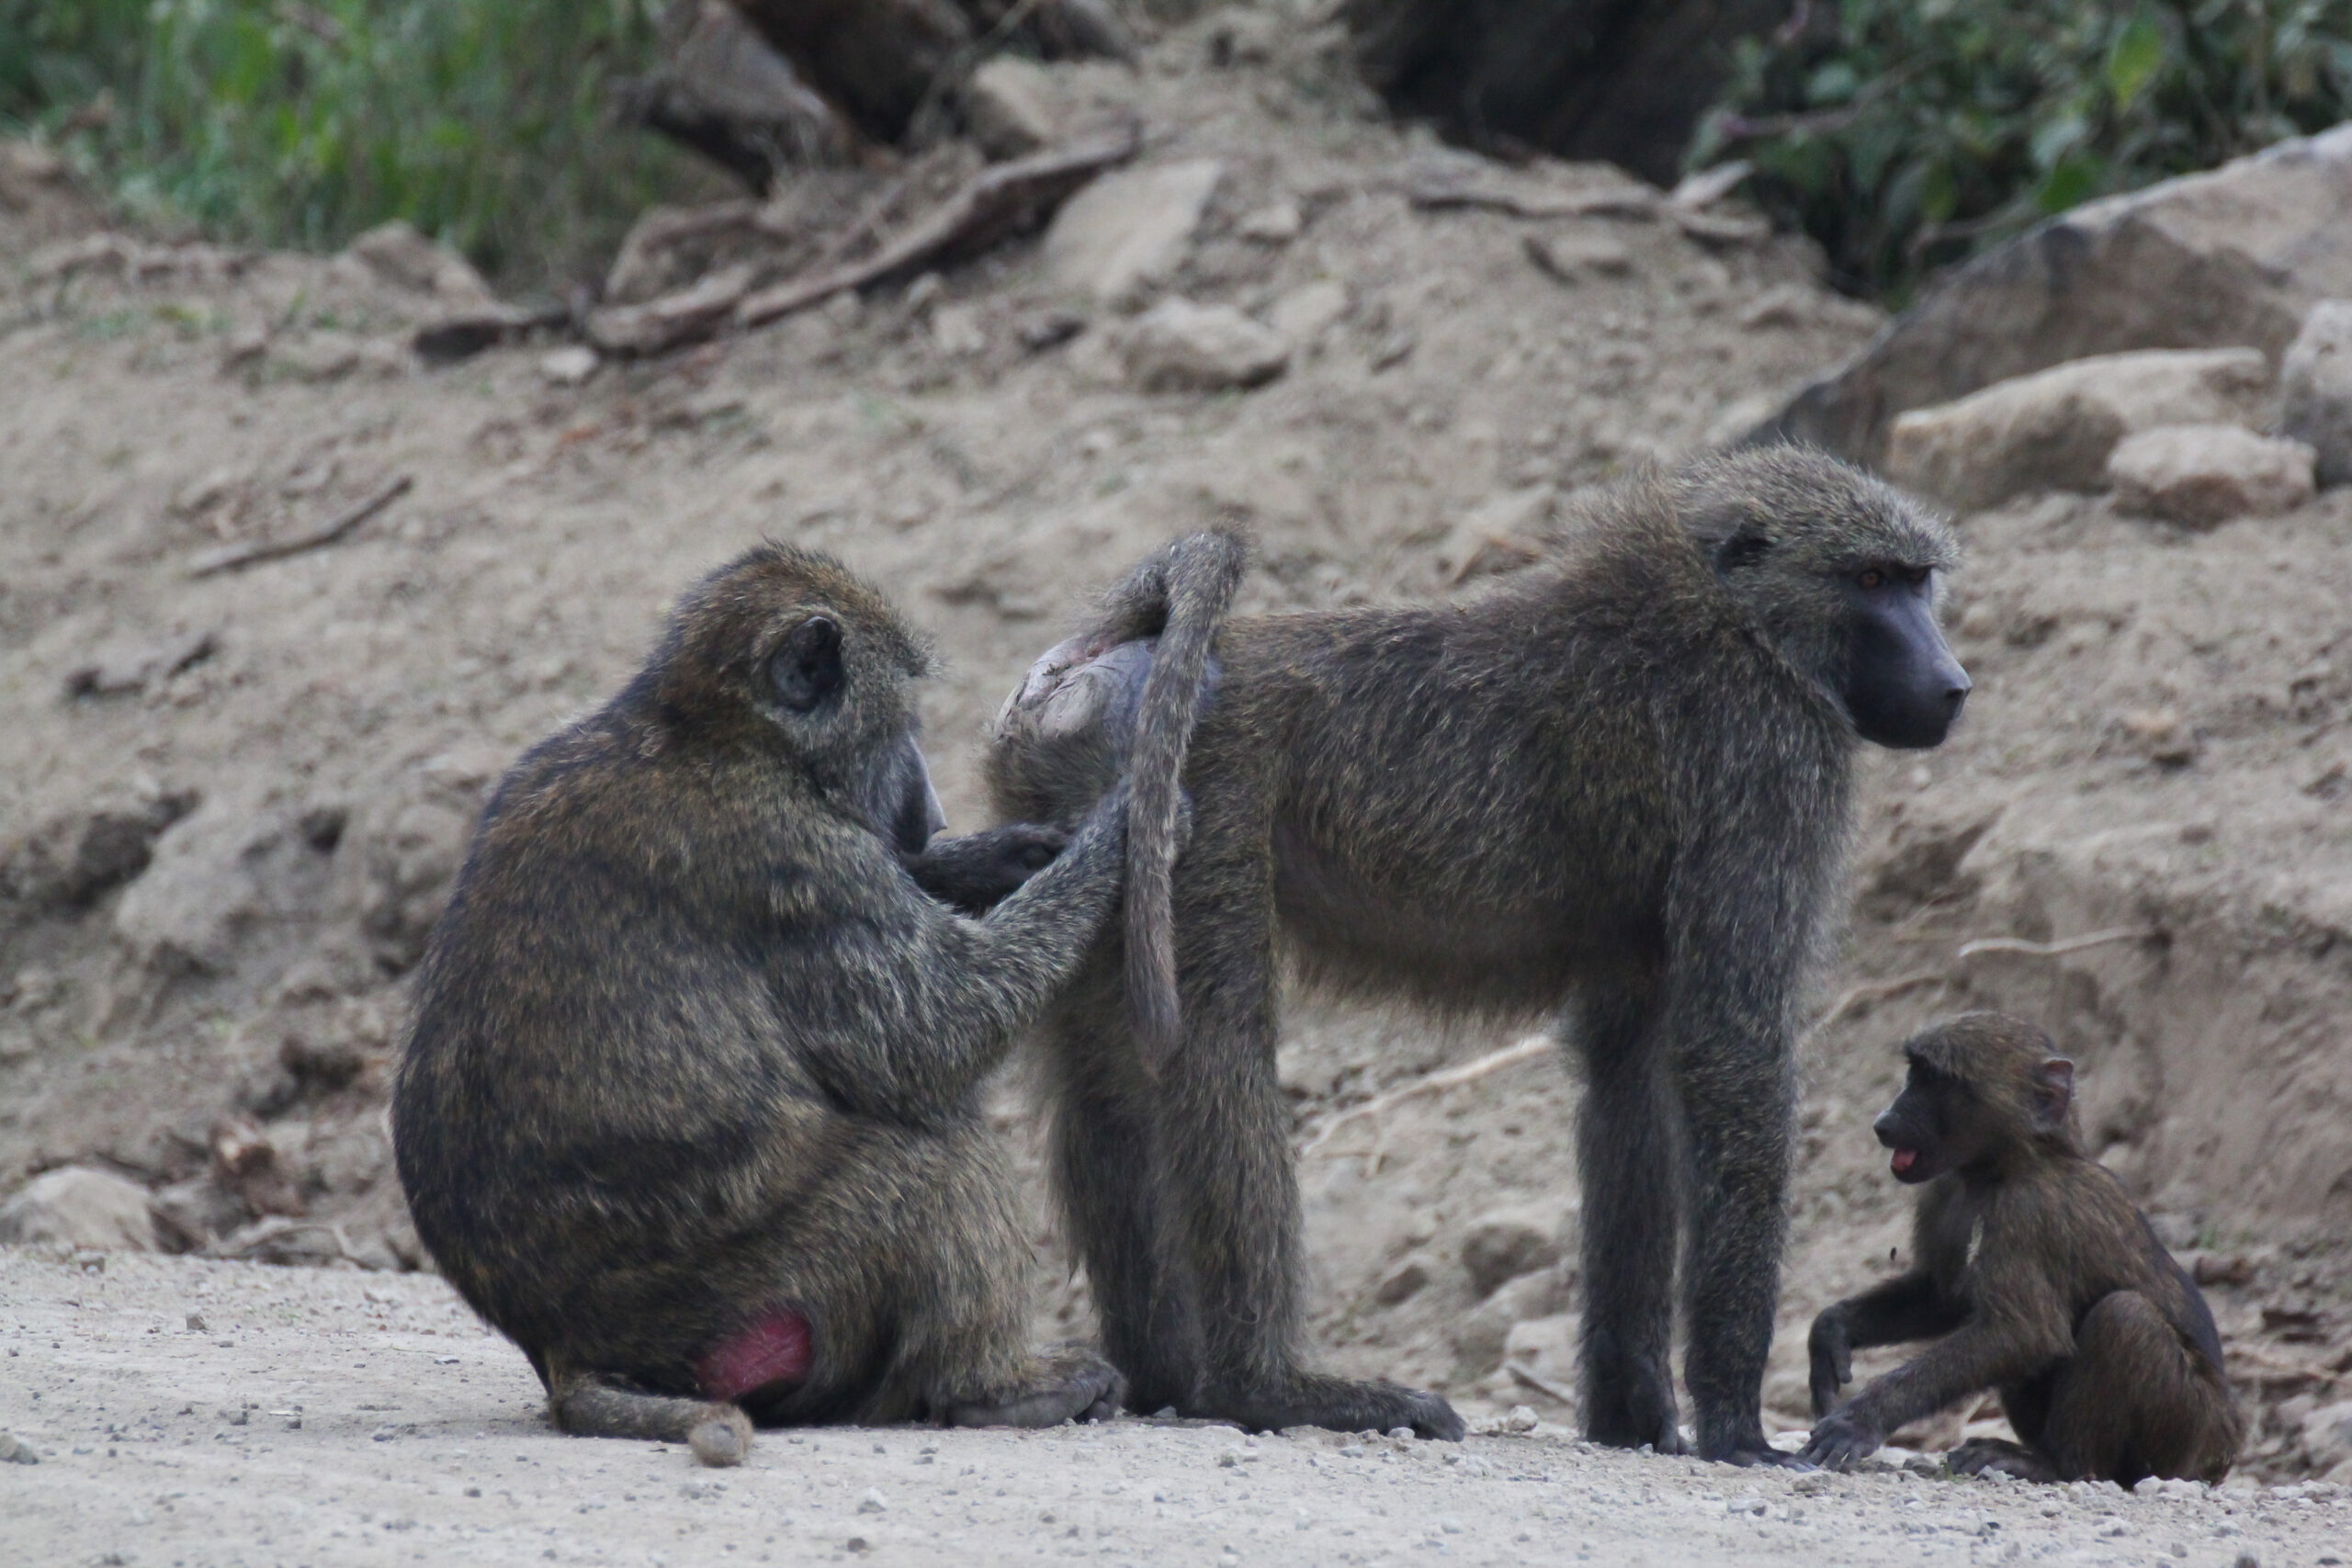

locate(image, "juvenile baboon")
(393, 543), (1133, 1467)
(987, 448), (1970, 1456)
(1803, 1013), (2243, 1483)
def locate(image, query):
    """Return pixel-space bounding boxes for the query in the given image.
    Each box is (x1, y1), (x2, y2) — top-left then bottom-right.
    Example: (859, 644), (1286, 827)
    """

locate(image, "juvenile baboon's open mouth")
(1890, 1147), (1919, 1177)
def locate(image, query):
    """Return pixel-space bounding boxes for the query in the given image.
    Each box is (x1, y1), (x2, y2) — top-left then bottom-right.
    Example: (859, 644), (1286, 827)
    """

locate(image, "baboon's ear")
(770, 615), (844, 713)
(1712, 530), (1771, 575)
(2030, 1057), (2075, 1132)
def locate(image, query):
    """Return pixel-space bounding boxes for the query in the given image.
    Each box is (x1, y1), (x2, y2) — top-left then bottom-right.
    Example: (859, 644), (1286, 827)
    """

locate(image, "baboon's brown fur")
(1804, 1012), (2244, 1483)
(394, 543), (1132, 1465)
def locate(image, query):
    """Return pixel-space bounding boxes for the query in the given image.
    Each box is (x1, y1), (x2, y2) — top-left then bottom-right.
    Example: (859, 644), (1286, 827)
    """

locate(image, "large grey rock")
(2282, 300), (2352, 487)
(1763, 123), (2352, 466)
(1116, 298), (1289, 392)
(1043, 159), (1222, 305)
(2106, 423), (2316, 526)
(1882, 348), (2270, 512)
(0, 1167), (158, 1254)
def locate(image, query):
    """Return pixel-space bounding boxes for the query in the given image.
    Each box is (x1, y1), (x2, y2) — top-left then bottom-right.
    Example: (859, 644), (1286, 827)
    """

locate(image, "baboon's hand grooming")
(1802, 1014), (2242, 1483)
(987, 448), (1967, 1457)
(393, 544), (1131, 1467)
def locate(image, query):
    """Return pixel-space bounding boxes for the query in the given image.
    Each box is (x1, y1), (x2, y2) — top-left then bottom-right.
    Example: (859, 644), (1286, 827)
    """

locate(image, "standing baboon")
(393, 543), (1133, 1466)
(1804, 1014), (2243, 1483)
(987, 448), (1969, 1457)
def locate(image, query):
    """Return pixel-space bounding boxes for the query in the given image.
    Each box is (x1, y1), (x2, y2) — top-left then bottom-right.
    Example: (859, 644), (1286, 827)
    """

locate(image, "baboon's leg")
(546, 1358), (753, 1467)
(1571, 975), (1686, 1453)
(2039, 1292), (2236, 1484)
(1159, 809), (1461, 1439)
(1039, 964), (1204, 1414)
(1675, 982), (1800, 1464)
(858, 1119), (1125, 1428)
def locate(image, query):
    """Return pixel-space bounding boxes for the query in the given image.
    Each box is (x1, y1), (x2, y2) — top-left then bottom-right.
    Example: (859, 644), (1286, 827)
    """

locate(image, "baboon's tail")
(1125, 527), (1248, 1077)
(548, 1361), (753, 1467)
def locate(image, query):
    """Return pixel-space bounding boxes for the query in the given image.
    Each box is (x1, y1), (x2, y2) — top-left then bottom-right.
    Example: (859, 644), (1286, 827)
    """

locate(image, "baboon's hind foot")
(942, 1349), (1126, 1428)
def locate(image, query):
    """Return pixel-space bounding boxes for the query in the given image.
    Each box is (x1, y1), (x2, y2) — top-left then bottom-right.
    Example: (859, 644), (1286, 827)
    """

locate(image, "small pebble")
(857, 1487), (887, 1514)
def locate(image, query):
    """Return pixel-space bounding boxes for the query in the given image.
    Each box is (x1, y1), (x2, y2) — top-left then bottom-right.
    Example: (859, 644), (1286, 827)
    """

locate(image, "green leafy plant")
(1693, 0), (2352, 300)
(0, 0), (716, 289)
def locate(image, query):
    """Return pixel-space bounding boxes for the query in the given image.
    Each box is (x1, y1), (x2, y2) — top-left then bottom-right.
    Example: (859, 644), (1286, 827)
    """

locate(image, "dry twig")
(1506, 1360), (1578, 1407)
(187, 475), (412, 578)
(1299, 1034), (1555, 1164)
(1955, 928), (2159, 961)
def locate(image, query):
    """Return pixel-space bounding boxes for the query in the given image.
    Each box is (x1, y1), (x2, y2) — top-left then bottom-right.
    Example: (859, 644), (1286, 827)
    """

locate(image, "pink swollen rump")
(695, 1309), (814, 1401)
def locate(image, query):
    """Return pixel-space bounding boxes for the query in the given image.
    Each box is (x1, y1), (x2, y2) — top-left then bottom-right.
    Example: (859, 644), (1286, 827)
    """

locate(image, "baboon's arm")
(1807, 1272), (1965, 1416)
(775, 791), (1126, 1121)
(1811, 1304), (2072, 1464)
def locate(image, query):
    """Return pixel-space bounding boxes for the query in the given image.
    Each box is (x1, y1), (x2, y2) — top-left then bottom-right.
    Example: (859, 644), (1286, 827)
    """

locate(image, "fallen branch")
(737, 120), (1139, 329)
(1506, 1360), (1577, 1407)
(1405, 177), (1659, 221)
(1956, 928), (2159, 962)
(187, 475), (412, 578)
(1801, 972), (1950, 1042)
(1299, 1034), (1555, 1161)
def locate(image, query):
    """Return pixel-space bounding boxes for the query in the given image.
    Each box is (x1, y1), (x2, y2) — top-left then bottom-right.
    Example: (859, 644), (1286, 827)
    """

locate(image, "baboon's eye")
(770, 615), (843, 713)
(1857, 568), (1884, 590)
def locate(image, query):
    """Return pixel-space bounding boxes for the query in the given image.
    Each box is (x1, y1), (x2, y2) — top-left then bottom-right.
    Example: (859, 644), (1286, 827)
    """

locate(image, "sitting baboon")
(393, 543), (1136, 1466)
(1804, 1013), (2243, 1483)
(987, 448), (1970, 1456)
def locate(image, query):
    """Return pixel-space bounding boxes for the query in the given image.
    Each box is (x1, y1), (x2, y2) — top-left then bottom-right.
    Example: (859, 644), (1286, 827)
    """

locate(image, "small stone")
(1498, 1404), (1539, 1434)
(1115, 298), (1288, 392)
(344, 220), (496, 307)
(1267, 279), (1348, 346)
(2280, 300), (2352, 487)
(1238, 200), (1303, 243)
(0, 1431), (39, 1464)
(1792, 1471), (1832, 1495)
(1523, 232), (1634, 283)
(1044, 159), (1224, 306)
(538, 346), (599, 387)
(929, 303), (988, 358)
(856, 1487), (887, 1514)
(2106, 423), (2316, 526)
(0, 1167), (159, 1255)
(1460, 1208), (1562, 1298)
(185, 1313), (207, 1332)
(961, 55), (1059, 159)
(1386, 1426), (1415, 1441)
(1372, 1258), (1430, 1306)
(63, 629), (218, 700)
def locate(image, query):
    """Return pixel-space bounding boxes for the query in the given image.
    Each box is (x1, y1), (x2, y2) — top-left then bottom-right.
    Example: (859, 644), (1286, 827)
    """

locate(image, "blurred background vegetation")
(1697, 0), (2352, 299)
(0, 0), (719, 290)
(3, 1), (2348, 302)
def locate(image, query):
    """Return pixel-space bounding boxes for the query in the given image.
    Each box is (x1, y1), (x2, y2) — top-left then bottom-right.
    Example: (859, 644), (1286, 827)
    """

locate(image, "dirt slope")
(1, 2), (2347, 1494)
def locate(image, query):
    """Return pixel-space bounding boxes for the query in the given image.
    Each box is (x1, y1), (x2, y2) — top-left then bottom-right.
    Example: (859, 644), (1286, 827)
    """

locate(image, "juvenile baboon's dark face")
(1873, 1016), (2078, 1182)
(1872, 1057), (1974, 1183)
(1679, 446), (1969, 751)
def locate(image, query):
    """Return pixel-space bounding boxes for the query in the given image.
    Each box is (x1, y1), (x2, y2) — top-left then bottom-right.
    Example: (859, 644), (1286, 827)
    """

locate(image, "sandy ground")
(6, 1250), (2346, 1568)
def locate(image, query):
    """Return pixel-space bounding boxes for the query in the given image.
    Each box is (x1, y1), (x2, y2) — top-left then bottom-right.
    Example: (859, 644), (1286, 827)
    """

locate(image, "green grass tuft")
(0, 0), (723, 290)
